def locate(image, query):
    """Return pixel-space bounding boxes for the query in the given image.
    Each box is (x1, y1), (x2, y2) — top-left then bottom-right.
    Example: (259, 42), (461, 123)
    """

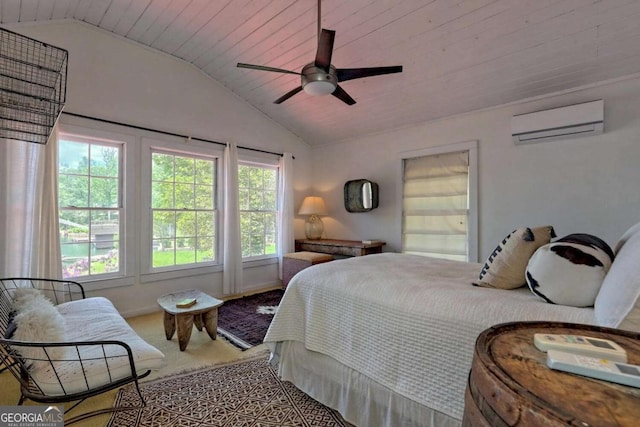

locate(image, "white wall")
(312, 76), (640, 262)
(8, 21), (313, 315)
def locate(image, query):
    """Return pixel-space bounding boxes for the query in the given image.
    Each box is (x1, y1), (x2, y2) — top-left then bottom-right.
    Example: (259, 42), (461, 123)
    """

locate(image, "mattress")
(264, 253), (597, 421)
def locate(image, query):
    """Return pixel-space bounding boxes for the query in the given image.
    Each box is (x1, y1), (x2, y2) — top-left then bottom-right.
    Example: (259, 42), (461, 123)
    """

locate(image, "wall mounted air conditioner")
(511, 100), (603, 145)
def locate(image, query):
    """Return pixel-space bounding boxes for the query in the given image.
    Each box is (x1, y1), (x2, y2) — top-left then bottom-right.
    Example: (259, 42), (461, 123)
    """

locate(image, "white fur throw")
(12, 288), (52, 311)
(10, 288), (66, 370)
(526, 234), (614, 307)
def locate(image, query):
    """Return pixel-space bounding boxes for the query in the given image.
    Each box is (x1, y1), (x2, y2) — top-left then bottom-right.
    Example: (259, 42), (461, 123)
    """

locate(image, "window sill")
(242, 257), (278, 268)
(75, 275), (135, 291)
(141, 264), (223, 284)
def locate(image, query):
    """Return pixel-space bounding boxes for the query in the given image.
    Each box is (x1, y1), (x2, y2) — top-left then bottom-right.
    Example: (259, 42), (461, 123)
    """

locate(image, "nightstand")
(464, 321), (640, 426)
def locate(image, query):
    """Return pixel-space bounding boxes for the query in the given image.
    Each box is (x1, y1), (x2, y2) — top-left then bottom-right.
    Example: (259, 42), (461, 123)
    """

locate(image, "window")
(238, 163), (278, 259)
(150, 151), (217, 269)
(400, 141), (478, 262)
(58, 136), (122, 279)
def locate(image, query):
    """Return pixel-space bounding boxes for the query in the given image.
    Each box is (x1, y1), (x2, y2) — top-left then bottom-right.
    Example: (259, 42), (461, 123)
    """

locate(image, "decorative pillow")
(474, 226), (556, 289)
(10, 288), (66, 370)
(526, 234), (614, 307)
(595, 222), (640, 331)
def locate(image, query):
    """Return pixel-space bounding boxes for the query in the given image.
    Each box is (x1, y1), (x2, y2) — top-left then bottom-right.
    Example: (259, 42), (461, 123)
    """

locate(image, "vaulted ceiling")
(2, 0), (640, 145)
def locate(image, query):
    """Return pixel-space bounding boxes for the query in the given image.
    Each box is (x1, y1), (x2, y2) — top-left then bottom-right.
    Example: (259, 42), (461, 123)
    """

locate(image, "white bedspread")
(264, 253), (597, 420)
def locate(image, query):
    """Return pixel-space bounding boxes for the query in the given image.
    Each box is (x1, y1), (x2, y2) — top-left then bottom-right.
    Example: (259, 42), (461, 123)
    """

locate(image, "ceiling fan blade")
(332, 85), (356, 106)
(274, 86), (304, 104)
(336, 65), (403, 82)
(314, 29), (335, 71)
(237, 63), (300, 76)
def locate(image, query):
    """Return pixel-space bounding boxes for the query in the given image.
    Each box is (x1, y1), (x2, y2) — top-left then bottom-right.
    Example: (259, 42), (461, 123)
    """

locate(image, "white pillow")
(595, 224), (640, 332)
(526, 234), (614, 307)
(10, 289), (66, 370)
(613, 221), (640, 254)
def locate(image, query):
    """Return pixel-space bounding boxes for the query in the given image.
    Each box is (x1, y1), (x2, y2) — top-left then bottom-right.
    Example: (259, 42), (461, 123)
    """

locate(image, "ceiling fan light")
(303, 80), (336, 96)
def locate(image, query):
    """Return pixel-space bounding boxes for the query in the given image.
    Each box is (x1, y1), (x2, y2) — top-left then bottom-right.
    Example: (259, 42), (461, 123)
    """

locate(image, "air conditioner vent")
(511, 100), (603, 145)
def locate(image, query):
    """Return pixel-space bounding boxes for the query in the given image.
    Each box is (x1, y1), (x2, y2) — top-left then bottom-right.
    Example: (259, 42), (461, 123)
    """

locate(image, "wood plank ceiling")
(2, 0), (640, 145)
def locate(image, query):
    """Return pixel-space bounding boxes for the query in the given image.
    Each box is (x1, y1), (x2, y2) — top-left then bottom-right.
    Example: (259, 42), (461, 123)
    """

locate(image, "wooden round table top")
(464, 321), (640, 427)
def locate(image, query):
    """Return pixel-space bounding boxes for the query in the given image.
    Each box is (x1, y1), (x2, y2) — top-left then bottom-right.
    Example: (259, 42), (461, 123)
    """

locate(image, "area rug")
(217, 289), (284, 350)
(107, 356), (346, 427)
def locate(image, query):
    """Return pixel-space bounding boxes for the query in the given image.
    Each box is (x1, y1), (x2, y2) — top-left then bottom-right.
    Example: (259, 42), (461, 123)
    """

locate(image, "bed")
(263, 223), (640, 426)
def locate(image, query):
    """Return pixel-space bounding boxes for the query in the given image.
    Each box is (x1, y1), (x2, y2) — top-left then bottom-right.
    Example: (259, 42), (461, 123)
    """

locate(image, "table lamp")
(298, 196), (328, 240)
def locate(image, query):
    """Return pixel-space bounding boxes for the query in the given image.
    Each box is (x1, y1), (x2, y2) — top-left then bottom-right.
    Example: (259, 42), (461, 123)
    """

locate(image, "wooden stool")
(283, 251), (333, 288)
(157, 289), (224, 351)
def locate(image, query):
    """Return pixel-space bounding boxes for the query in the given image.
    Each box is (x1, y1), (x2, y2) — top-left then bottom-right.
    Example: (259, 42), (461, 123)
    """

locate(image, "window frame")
(57, 124), (137, 288)
(238, 160), (280, 261)
(140, 136), (224, 282)
(396, 140), (478, 262)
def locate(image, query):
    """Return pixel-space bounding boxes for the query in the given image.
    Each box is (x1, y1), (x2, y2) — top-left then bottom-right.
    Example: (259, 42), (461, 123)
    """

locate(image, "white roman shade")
(402, 150), (469, 261)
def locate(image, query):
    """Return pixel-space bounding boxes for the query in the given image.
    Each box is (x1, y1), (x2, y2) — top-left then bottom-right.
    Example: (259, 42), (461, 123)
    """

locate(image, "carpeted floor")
(217, 289), (284, 349)
(107, 355), (346, 427)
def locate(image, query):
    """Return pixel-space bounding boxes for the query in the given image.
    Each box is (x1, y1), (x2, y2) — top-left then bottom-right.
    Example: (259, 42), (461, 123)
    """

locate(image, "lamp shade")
(298, 196), (328, 216)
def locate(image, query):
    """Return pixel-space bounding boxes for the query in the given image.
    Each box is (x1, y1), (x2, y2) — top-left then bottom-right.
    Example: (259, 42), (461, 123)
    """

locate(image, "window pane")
(153, 211), (175, 239)
(239, 188), (250, 210)
(195, 159), (213, 185)
(91, 210), (119, 245)
(175, 183), (194, 209)
(265, 212), (276, 235)
(59, 140), (88, 174)
(249, 190), (262, 210)
(152, 153), (174, 181)
(153, 246), (174, 268)
(152, 182), (174, 209)
(176, 212), (195, 238)
(196, 211), (214, 236)
(176, 238), (196, 265)
(264, 169), (276, 188)
(152, 209), (175, 268)
(264, 190), (277, 210)
(195, 185), (213, 209)
(61, 209), (90, 278)
(90, 177), (119, 207)
(90, 146), (119, 177)
(196, 236), (215, 262)
(174, 157), (195, 183)
(59, 175), (88, 207)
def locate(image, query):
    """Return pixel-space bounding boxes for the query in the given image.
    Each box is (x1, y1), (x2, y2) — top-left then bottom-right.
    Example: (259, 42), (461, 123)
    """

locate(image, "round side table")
(463, 321), (640, 426)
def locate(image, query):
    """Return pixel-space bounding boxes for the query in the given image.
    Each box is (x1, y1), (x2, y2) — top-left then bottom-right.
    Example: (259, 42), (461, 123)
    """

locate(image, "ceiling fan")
(237, 0), (403, 105)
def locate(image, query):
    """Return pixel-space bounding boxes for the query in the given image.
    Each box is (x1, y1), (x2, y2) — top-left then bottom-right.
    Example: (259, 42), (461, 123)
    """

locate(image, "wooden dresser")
(295, 239), (385, 257)
(464, 321), (640, 426)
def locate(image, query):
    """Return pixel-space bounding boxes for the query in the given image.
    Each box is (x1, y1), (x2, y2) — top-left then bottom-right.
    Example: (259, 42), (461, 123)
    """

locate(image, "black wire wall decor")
(0, 27), (68, 145)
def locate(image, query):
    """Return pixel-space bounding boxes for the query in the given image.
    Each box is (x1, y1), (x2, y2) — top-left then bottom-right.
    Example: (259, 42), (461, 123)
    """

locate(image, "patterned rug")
(107, 356), (346, 427)
(217, 289), (284, 350)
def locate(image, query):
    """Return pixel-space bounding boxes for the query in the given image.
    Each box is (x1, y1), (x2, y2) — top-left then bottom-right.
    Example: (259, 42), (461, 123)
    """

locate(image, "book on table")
(176, 298), (197, 308)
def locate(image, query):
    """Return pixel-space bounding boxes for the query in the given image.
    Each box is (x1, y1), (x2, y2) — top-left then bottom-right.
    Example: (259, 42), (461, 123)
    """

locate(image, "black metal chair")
(0, 278), (150, 424)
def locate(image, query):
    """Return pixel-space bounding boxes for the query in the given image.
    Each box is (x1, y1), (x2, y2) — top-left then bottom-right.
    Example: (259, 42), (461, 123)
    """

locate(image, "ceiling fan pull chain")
(317, 0), (322, 43)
